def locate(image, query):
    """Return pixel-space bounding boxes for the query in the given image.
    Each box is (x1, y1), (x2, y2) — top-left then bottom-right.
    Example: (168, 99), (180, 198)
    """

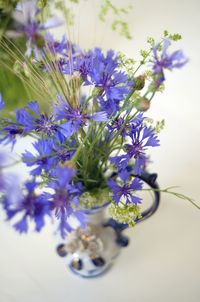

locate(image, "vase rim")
(81, 201), (110, 214)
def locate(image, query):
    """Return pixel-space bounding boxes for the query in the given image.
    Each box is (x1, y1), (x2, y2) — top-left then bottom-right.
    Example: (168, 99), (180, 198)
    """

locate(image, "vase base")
(68, 262), (113, 278)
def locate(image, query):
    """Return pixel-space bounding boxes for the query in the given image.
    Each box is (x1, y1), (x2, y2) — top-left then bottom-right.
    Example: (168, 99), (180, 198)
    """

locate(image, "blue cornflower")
(62, 50), (93, 83)
(3, 180), (51, 233)
(12, 0), (61, 57)
(47, 167), (85, 238)
(22, 138), (55, 176)
(151, 39), (188, 84)
(45, 34), (68, 54)
(98, 96), (121, 117)
(0, 95), (23, 149)
(47, 35), (84, 75)
(0, 94), (5, 110)
(90, 49), (132, 101)
(16, 101), (70, 140)
(108, 169), (143, 205)
(0, 124), (24, 149)
(107, 116), (131, 138)
(51, 140), (76, 164)
(54, 96), (107, 137)
(77, 53), (93, 83)
(108, 112), (144, 139)
(110, 117), (159, 175)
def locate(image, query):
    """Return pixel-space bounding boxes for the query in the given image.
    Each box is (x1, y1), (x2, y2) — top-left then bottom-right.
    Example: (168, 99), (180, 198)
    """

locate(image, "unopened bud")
(135, 97), (150, 112)
(134, 75), (146, 91)
(34, 33), (45, 48)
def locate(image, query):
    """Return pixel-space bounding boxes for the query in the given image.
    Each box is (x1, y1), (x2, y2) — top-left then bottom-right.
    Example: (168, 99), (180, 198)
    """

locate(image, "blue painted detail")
(56, 244), (68, 257)
(104, 218), (128, 231)
(148, 173), (158, 186)
(69, 263), (113, 278)
(91, 257), (105, 267)
(116, 235), (129, 247)
(70, 258), (83, 271)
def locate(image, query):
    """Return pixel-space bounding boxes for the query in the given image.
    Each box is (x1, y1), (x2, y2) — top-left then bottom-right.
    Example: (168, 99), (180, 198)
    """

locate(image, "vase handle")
(135, 170), (160, 223)
(104, 170), (160, 246)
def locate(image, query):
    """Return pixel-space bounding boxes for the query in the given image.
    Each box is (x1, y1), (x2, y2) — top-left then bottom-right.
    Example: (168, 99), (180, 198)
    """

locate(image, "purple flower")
(90, 111), (108, 122)
(45, 34), (67, 54)
(108, 169), (143, 205)
(151, 39), (188, 84)
(110, 115), (159, 175)
(51, 141), (76, 164)
(0, 98), (24, 149)
(3, 180), (51, 233)
(22, 138), (55, 176)
(89, 49), (133, 101)
(47, 167), (85, 238)
(107, 116), (131, 138)
(12, 0), (62, 57)
(54, 96), (107, 137)
(98, 96), (121, 117)
(16, 101), (69, 140)
(77, 53), (93, 83)
(46, 35), (84, 75)
(0, 124), (24, 149)
(59, 48), (133, 116)
(0, 94), (5, 110)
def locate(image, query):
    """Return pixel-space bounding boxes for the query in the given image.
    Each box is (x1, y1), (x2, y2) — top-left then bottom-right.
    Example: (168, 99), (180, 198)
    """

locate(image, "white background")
(1, 0), (200, 301)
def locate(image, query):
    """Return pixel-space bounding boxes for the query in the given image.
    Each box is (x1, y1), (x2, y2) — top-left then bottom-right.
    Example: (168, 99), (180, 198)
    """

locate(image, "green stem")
(141, 187), (200, 210)
(71, 123), (94, 163)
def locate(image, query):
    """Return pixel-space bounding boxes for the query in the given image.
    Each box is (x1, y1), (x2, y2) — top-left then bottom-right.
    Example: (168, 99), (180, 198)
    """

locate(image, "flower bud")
(134, 75), (145, 90)
(135, 97), (150, 112)
(34, 33), (45, 48)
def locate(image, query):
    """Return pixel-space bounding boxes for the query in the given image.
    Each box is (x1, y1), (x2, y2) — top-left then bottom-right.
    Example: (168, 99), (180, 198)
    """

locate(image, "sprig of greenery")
(164, 30), (182, 41)
(79, 188), (111, 208)
(144, 118), (165, 134)
(109, 202), (142, 227)
(55, 0), (75, 26)
(99, 0), (132, 40)
(142, 187), (200, 210)
(108, 186), (199, 227)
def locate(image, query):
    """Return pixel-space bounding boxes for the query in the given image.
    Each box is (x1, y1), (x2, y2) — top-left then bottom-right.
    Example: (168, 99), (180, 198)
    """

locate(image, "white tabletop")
(1, 0), (200, 301)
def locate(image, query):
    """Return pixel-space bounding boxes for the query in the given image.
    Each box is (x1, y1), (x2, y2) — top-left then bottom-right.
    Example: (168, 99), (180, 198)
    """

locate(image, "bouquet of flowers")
(0, 0), (198, 242)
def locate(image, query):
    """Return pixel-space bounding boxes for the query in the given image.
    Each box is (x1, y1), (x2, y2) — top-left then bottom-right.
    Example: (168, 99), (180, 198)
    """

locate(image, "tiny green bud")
(135, 97), (150, 112)
(34, 34), (45, 48)
(164, 29), (169, 37)
(140, 49), (148, 59)
(134, 75), (146, 91)
(169, 33), (182, 41)
(147, 36), (155, 45)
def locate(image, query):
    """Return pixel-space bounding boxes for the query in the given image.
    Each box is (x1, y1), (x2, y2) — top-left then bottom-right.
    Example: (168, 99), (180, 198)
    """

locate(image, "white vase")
(56, 170), (160, 278)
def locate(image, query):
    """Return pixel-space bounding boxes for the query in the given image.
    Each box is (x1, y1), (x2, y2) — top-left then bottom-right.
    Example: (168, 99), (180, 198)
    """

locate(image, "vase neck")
(83, 207), (108, 225)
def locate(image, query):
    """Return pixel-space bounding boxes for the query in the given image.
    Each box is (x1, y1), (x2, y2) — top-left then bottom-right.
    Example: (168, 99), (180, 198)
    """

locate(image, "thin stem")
(142, 187), (200, 210)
